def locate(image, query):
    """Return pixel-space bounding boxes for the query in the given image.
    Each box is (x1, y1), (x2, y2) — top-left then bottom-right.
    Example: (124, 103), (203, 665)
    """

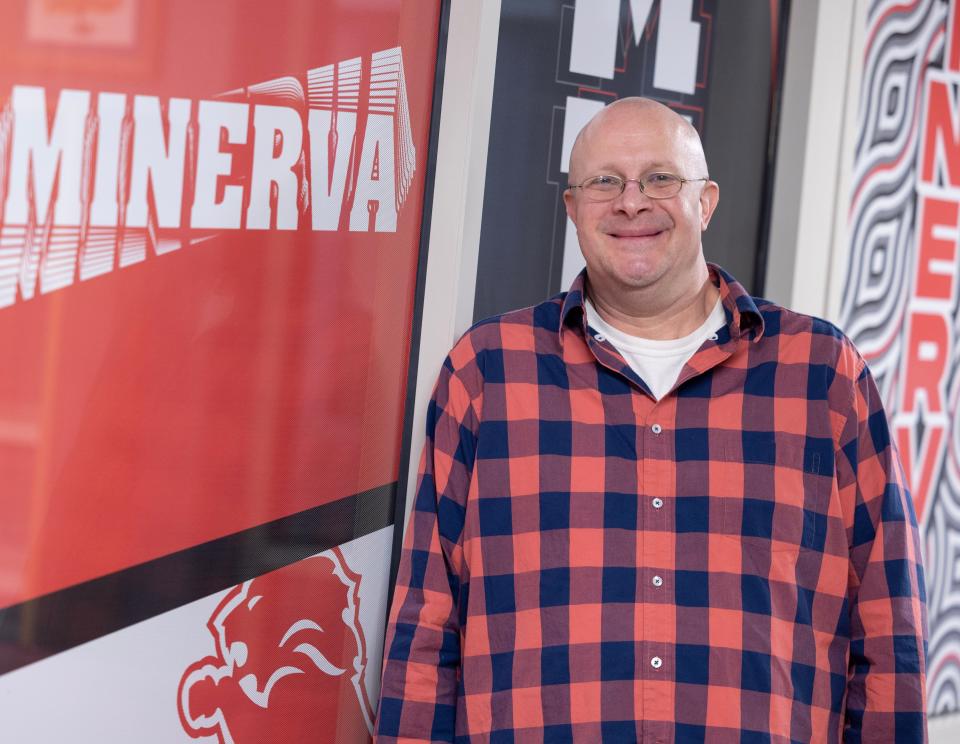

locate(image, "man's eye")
(646, 173), (677, 185)
(586, 176), (622, 189)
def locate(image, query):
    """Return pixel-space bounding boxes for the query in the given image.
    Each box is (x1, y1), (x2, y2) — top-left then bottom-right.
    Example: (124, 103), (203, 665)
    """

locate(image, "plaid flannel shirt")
(376, 265), (928, 743)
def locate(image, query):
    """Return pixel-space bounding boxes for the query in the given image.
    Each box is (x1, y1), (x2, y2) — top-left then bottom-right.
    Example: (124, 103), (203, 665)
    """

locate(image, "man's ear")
(699, 180), (719, 230)
(563, 188), (577, 224)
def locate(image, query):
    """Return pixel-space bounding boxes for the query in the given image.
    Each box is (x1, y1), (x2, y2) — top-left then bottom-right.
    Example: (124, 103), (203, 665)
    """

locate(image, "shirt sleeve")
(375, 355), (479, 742)
(835, 352), (928, 741)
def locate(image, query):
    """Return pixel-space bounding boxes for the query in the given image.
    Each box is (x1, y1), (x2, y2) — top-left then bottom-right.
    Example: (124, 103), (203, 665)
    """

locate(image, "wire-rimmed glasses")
(567, 173), (709, 201)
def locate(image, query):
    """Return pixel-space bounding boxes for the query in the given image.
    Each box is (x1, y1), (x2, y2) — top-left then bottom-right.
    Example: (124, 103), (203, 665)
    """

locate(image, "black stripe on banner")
(0, 482), (396, 676)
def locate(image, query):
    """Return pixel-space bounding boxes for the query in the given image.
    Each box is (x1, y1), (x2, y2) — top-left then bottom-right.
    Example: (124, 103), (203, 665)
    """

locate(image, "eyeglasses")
(567, 172), (709, 201)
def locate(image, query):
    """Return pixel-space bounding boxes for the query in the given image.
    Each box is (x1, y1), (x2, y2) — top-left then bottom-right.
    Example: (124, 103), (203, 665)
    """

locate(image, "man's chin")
(588, 270), (662, 295)
(583, 252), (674, 292)
(608, 261), (667, 289)
(615, 275), (663, 292)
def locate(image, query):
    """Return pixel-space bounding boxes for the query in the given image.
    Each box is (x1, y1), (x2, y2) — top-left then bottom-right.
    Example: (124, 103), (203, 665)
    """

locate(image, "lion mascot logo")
(178, 548), (374, 743)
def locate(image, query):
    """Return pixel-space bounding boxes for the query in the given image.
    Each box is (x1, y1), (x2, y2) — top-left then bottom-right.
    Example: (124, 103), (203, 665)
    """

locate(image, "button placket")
(639, 399), (670, 716)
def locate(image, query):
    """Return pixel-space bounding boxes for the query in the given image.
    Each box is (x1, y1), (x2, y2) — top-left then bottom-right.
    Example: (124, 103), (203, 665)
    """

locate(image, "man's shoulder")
(433, 295), (566, 398)
(438, 294), (568, 390)
(753, 296), (846, 339)
(752, 296), (866, 374)
(452, 294), (566, 354)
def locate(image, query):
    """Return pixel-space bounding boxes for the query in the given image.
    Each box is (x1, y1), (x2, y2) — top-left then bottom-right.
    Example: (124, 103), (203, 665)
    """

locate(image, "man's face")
(563, 107), (719, 295)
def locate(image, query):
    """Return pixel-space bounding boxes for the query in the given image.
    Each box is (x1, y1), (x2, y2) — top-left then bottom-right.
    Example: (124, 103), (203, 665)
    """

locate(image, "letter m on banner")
(0, 87), (90, 307)
(569, 0), (702, 94)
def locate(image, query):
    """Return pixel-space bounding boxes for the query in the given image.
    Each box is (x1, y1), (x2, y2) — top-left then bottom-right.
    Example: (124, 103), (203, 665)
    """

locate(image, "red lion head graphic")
(178, 548), (374, 743)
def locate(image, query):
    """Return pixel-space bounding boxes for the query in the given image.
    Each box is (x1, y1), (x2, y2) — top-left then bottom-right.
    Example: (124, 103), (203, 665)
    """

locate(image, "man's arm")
(376, 357), (479, 742)
(836, 351), (928, 740)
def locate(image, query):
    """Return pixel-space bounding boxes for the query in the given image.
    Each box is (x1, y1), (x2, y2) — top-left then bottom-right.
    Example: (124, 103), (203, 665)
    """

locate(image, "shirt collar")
(559, 262), (765, 343)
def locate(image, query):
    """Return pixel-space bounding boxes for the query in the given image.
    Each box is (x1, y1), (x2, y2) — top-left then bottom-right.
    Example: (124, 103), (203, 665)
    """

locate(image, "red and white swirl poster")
(0, 1), (441, 740)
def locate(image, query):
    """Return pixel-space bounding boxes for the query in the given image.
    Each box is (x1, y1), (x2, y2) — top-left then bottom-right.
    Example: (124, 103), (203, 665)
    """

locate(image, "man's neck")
(587, 266), (719, 340)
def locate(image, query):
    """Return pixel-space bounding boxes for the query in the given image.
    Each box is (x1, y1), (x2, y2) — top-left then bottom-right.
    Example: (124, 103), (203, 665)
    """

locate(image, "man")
(376, 98), (927, 742)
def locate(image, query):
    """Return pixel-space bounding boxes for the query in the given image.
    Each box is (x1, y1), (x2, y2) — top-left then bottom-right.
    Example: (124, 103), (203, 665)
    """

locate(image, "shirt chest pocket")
(718, 432), (832, 553)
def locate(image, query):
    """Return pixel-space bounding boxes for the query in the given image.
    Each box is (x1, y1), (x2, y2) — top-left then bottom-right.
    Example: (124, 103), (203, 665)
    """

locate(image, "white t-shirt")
(584, 296), (726, 400)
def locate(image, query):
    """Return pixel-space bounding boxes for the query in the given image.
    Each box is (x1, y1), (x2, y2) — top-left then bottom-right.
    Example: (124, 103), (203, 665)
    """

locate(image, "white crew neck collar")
(584, 296), (725, 357)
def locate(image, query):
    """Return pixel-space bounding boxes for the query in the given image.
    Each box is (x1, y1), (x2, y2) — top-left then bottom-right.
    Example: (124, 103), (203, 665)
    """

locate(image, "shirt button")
(651, 656), (663, 670)
(594, 333), (606, 342)
(652, 497), (663, 509)
(651, 423), (662, 434)
(652, 575), (663, 587)
(709, 332), (719, 341)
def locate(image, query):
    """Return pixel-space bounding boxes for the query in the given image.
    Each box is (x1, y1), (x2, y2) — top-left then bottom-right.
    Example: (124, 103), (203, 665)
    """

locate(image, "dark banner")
(474, 0), (786, 320)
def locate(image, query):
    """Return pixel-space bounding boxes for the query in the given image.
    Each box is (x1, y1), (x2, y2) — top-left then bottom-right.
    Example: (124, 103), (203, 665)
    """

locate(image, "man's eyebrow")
(586, 161), (678, 174)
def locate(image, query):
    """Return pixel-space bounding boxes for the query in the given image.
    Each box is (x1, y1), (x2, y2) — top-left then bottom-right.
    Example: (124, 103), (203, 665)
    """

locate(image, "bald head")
(567, 97), (708, 183)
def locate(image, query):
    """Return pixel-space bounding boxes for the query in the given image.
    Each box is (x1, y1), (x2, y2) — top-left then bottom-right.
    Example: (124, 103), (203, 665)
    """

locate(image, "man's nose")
(613, 179), (653, 214)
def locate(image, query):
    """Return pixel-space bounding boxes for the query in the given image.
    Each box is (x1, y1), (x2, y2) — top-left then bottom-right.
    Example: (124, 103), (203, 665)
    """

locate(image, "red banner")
(0, 0), (439, 621)
(0, 1), (440, 741)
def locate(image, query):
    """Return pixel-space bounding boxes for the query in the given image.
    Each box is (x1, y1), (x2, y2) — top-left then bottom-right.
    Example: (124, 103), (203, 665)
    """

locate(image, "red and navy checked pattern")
(376, 265), (928, 743)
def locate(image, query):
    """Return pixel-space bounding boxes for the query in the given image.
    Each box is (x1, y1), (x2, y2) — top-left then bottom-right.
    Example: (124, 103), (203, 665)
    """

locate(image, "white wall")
(765, 0), (863, 322)
(401, 0), (502, 534)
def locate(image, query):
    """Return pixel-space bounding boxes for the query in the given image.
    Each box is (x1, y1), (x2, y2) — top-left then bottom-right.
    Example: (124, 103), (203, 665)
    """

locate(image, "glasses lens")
(642, 173), (682, 198)
(582, 175), (624, 200)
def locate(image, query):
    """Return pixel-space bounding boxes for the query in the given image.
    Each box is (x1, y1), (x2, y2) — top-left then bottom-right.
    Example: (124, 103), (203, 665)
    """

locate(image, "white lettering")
(559, 96), (604, 289)
(89, 92), (126, 227)
(349, 113), (396, 232)
(127, 95), (191, 228)
(308, 109), (357, 231)
(629, 0), (656, 45)
(0, 223), (40, 306)
(191, 100), (248, 229)
(246, 104), (302, 230)
(569, 0), (620, 79)
(5, 86), (89, 224)
(654, 0), (700, 95)
(560, 96), (605, 173)
(568, 0), (701, 94)
(0, 46), (420, 309)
